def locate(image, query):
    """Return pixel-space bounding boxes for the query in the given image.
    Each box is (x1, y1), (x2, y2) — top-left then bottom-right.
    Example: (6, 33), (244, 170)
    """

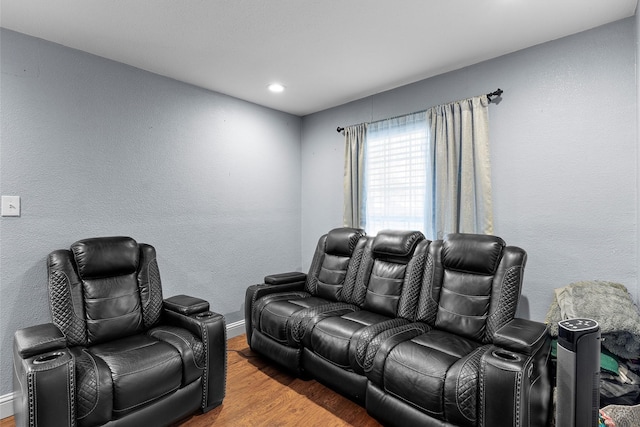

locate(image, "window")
(345, 96), (492, 239)
(364, 113), (429, 236)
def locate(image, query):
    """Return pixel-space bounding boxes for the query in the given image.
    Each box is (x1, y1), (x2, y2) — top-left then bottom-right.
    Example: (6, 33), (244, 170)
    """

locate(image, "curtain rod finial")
(487, 88), (503, 102)
(337, 126), (344, 133)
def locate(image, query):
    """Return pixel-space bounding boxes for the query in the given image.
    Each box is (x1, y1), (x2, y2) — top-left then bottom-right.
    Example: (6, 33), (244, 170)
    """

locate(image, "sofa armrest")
(14, 323), (66, 359)
(264, 271), (307, 285)
(480, 320), (552, 427)
(493, 318), (549, 356)
(162, 300), (226, 411)
(164, 294), (210, 316)
(244, 272), (307, 345)
(13, 324), (74, 427)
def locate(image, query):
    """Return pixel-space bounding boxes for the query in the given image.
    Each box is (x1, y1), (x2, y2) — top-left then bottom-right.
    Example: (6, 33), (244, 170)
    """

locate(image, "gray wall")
(636, 4), (640, 325)
(301, 18), (638, 322)
(0, 29), (302, 396)
(1, 14), (638, 402)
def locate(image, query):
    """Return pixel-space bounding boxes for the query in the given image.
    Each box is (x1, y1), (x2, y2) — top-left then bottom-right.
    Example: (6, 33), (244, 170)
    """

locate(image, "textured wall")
(0, 29), (302, 396)
(301, 18), (638, 322)
(636, 5), (640, 319)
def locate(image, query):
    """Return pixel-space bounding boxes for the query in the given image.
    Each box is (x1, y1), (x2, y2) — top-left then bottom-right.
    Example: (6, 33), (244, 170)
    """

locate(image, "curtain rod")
(336, 88), (503, 133)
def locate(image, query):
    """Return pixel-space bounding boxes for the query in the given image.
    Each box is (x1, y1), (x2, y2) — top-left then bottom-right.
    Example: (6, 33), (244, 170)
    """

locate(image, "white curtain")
(343, 123), (367, 228)
(426, 95), (493, 239)
(343, 94), (493, 238)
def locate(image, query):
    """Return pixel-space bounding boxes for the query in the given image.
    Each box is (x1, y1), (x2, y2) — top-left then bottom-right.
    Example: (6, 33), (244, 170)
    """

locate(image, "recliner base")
(102, 378), (202, 427)
(366, 382), (458, 427)
(302, 348), (368, 405)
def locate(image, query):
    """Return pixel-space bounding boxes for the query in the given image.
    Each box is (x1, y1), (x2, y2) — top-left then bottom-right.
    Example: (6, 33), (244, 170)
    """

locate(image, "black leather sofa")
(246, 228), (552, 427)
(13, 237), (227, 427)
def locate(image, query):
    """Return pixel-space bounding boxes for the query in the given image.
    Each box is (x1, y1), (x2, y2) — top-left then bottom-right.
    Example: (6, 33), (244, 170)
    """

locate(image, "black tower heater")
(556, 318), (601, 427)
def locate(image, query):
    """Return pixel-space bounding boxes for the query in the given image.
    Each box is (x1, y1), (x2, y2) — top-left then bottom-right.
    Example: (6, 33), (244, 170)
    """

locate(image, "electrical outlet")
(1, 196), (21, 217)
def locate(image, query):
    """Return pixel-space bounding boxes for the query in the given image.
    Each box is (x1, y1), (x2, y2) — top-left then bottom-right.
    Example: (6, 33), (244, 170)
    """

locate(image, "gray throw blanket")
(545, 281), (640, 360)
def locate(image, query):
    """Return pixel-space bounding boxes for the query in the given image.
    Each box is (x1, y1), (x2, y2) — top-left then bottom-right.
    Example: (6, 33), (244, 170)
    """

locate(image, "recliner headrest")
(325, 227), (365, 257)
(71, 236), (139, 279)
(372, 230), (424, 259)
(442, 233), (505, 275)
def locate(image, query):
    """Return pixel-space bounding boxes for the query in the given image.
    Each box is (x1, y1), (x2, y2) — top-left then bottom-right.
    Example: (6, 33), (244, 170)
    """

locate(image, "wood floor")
(1, 334), (381, 427)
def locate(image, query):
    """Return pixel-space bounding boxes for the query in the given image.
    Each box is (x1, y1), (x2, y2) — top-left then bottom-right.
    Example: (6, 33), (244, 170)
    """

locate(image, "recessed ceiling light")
(268, 83), (285, 93)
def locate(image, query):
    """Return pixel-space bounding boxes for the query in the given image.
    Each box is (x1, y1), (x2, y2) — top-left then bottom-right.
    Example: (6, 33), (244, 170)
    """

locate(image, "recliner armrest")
(264, 271), (307, 285)
(14, 323), (67, 359)
(493, 318), (549, 356)
(164, 294), (210, 316)
(244, 275), (308, 346)
(162, 303), (226, 412)
(13, 324), (74, 427)
(480, 320), (552, 427)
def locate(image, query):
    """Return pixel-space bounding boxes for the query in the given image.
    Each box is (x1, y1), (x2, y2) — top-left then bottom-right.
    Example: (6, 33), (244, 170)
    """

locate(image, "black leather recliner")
(364, 233), (551, 427)
(245, 227), (367, 375)
(13, 236), (227, 427)
(246, 229), (552, 427)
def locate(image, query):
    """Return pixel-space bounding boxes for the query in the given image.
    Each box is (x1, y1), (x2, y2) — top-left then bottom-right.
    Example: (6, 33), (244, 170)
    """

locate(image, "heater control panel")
(558, 318), (599, 352)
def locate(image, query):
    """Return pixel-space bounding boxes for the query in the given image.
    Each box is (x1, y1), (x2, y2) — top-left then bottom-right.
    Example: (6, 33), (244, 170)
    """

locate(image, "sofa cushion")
(308, 310), (391, 369)
(83, 273), (144, 344)
(362, 259), (407, 317)
(305, 228), (366, 300)
(148, 325), (205, 386)
(379, 329), (482, 421)
(89, 334), (182, 417)
(441, 233), (505, 275)
(72, 237), (139, 280)
(260, 298), (316, 344)
(253, 294), (340, 347)
(70, 237), (147, 345)
(316, 253), (352, 300)
(372, 230), (424, 259)
(326, 227), (365, 257)
(434, 269), (493, 341)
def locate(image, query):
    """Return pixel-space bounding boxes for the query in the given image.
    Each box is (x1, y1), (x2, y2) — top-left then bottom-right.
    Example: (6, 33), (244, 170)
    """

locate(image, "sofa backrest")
(305, 227), (366, 302)
(347, 229), (428, 318)
(47, 236), (164, 346)
(415, 233), (527, 343)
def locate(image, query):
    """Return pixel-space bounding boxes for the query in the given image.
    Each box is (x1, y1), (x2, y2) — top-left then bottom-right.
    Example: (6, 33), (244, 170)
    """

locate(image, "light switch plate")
(1, 196), (21, 217)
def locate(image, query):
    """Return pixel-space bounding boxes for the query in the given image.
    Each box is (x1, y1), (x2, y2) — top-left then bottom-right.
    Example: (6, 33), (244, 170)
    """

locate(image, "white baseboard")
(0, 393), (14, 420)
(226, 319), (246, 338)
(0, 319), (247, 420)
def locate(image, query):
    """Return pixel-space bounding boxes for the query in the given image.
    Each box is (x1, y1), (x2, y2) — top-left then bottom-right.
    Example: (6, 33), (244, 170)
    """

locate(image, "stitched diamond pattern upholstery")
(74, 350), (98, 419)
(48, 269), (86, 346)
(484, 265), (522, 343)
(396, 241), (428, 319)
(350, 244), (373, 306)
(444, 344), (493, 426)
(340, 240), (366, 304)
(289, 302), (361, 343)
(351, 317), (410, 372)
(141, 256), (163, 328)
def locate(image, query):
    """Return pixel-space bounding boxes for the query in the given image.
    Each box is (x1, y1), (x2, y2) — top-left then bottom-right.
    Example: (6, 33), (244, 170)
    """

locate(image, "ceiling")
(1, 1), (637, 116)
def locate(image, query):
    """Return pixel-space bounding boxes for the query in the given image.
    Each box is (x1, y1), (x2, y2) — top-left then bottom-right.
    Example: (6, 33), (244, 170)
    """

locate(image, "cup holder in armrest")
(491, 349), (522, 362)
(195, 311), (215, 319)
(33, 351), (65, 364)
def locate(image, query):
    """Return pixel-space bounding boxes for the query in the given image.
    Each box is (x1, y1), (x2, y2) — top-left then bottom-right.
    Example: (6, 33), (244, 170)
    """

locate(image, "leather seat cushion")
(309, 310), (390, 369)
(381, 329), (481, 418)
(89, 334), (182, 417)
(259, 296), (331, 343)
(148, 326), (205, 386)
